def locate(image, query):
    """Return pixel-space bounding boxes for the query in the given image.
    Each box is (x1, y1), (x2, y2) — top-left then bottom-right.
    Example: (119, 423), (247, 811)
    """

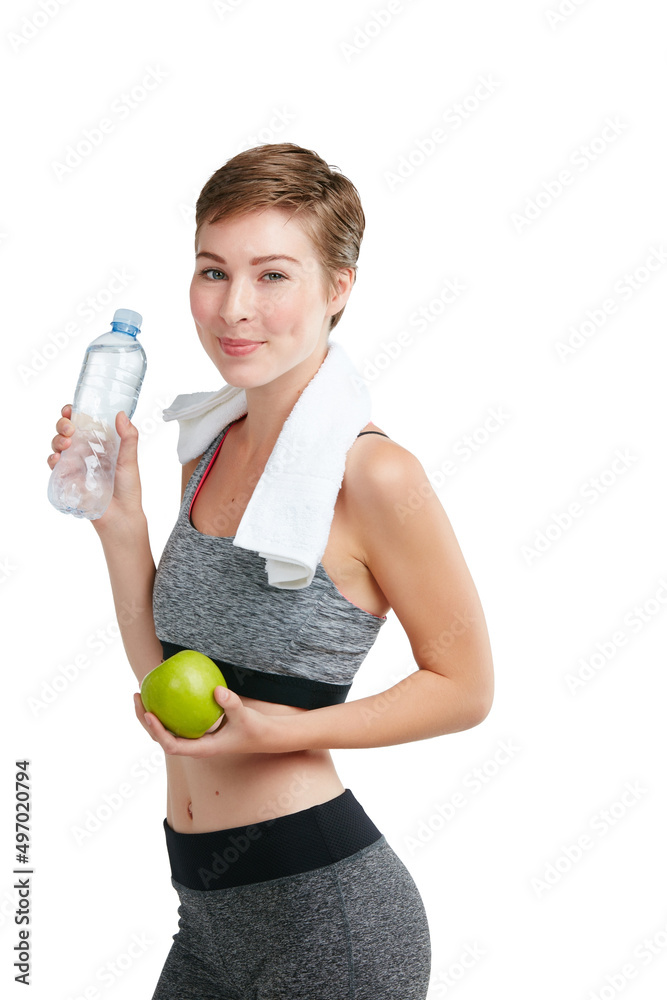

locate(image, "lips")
(221, 338), (263, 347)
(219, 338), (265, 356)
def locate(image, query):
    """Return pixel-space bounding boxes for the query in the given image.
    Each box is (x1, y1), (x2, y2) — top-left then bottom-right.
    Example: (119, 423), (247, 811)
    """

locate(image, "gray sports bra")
(152, 419), (389, 709)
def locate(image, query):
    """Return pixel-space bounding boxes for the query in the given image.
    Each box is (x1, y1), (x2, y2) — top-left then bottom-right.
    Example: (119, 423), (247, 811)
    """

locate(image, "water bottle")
(47, 308), (146, 520)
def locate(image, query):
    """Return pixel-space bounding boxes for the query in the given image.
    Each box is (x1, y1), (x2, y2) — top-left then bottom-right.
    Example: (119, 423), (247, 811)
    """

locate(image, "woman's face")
(190, 207), (351, 388)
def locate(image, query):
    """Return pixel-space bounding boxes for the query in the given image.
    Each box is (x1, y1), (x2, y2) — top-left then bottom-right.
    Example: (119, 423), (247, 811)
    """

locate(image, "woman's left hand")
(133, 687), (283, 758)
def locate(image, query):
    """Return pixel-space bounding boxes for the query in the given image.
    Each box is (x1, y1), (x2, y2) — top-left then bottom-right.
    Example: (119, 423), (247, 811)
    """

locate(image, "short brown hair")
(194, 143), (365, 332)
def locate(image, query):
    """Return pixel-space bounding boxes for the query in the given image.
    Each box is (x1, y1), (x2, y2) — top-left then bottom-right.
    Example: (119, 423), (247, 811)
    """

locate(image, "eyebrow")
(195, 251), (302, 267)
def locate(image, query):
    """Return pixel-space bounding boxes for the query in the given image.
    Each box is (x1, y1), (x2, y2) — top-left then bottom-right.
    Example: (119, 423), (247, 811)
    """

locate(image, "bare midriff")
(166, 709), (345, 832)
(166, 417), (391, 834)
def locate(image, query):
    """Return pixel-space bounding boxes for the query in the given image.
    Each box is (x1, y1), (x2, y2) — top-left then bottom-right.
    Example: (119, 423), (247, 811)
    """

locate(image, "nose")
(219, 276), (255, 326)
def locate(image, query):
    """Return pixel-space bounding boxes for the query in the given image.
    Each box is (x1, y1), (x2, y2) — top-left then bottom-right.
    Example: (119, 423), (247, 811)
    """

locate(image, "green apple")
(140, 650), (227, 739)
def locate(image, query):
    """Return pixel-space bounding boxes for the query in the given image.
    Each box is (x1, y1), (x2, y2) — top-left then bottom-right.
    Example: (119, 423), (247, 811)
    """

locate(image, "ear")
(327, 266), (355, 317)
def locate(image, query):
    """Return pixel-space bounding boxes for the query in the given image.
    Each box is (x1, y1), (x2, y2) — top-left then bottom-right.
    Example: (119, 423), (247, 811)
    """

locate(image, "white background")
(2, 1), (666, 997)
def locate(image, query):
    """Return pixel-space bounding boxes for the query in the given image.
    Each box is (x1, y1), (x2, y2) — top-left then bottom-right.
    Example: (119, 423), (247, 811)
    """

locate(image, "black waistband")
(163, 789), (383, 891)
(159, 641), (351, 710)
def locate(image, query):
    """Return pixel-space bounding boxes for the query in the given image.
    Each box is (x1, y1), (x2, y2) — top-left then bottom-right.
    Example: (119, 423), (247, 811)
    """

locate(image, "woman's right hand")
(47, 404), (145, 534)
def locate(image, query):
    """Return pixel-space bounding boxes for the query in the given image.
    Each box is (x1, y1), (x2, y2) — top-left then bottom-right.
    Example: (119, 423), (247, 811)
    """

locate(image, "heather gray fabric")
(151, 424), (430, 996)
(151, 836), (431, 999)
(152, 421), (387, 688)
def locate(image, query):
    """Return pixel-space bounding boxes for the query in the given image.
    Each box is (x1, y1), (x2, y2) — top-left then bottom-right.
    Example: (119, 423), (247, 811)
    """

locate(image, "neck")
(234, 339), (331, 460)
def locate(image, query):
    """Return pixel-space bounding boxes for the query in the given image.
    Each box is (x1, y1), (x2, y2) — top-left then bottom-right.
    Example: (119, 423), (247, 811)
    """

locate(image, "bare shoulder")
(348, 422), (428, 501)
(346, 421), (456, 560)
(344, 421), (493, 716)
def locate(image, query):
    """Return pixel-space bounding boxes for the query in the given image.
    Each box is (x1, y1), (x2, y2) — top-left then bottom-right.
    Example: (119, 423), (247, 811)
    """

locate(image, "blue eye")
(199, 268), (226, 280)
(197, 268), (285, 282)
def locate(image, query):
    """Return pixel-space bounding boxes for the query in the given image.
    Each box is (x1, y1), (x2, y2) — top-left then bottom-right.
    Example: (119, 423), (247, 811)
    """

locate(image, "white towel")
(161, 340), (371, 589)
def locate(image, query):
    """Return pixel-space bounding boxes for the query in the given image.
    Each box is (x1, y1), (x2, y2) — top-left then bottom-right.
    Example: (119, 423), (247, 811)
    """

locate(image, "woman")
(48, 143), (494, 998)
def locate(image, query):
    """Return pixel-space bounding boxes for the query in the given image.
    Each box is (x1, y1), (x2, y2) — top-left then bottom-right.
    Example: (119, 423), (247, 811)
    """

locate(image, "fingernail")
(145, 715), (152, 727)
(218, 687), (229, 701)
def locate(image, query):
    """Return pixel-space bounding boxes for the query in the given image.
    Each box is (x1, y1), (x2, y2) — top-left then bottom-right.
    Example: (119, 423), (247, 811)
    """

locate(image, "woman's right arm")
(48, 404), (164, 685)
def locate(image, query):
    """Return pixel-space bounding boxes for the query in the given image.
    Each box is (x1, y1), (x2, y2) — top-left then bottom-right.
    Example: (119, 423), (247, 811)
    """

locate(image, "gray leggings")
(151, 792), (431, 998)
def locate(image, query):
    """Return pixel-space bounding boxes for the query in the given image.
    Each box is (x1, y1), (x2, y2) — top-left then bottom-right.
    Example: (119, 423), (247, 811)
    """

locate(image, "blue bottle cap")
(112, 308), (143, 330)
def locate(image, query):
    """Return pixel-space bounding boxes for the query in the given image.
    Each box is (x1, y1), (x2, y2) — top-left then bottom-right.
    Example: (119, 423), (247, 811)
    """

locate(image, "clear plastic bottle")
(47, 308), (146, 520)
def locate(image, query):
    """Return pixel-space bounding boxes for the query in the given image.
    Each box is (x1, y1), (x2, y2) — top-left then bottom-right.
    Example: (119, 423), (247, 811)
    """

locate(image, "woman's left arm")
(272, 443), (495, 750)
(135, 444), (494, 757)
